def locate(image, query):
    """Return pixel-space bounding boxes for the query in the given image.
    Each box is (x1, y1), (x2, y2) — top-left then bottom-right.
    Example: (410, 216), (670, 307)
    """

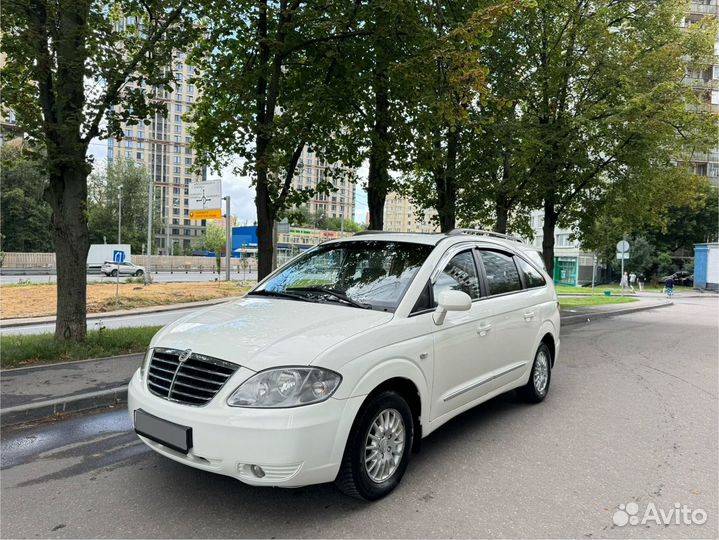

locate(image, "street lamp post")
(118, 185), (123, 245)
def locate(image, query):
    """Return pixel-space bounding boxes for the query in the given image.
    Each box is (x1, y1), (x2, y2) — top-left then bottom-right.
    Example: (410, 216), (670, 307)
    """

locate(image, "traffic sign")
(616, 240), (630, 253)
(616, 252), (630, 260)
(113, 250), (126, 263)
(189, 180), (222, 220)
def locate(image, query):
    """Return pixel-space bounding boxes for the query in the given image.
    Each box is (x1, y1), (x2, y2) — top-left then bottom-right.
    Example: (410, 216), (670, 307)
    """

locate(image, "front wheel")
(517, 343), (552, 403)
(110, 269), (118, 277)
(335, 391), (413, 501)
(135, 270), (144, 277)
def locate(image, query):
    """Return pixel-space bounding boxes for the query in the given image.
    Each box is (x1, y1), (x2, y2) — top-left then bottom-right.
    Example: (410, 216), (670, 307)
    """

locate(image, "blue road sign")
(113, 250), (126, 263)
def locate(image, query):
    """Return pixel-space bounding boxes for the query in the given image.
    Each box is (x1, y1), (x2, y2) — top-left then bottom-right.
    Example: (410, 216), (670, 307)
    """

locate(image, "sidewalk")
(1, 354), (142, 426)
(0, 297), (672, 427)
(560, 296), (672, 326)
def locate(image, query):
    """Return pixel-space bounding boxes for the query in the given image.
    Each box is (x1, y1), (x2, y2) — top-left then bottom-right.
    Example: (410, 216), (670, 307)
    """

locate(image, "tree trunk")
(256, 175), (275, 280)
(367, 63), (390, 230)
(494, 151), (512, 234)
(495, 202), (509, 234)
(542, 199), (558, 278)
(434, 128), (459, 233)
(47, 163), (90, 342)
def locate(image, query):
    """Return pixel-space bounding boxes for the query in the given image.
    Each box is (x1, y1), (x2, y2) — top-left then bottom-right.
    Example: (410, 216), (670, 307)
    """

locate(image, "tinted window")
(433, 251), (481, 304)
(480, 251), (522, 295)
(516, 257), (546, 288)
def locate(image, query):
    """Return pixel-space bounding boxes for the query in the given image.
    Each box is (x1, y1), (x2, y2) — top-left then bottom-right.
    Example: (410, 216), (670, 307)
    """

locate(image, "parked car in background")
(87, 244), (131, 272)
(128, 229), (560, 500)
(101, 261), (145, 277)
(660, 271), (693, 287)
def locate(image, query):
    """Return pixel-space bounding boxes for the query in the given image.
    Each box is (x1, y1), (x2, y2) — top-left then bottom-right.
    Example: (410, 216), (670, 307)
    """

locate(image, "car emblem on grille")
(178, 349), (192, 363)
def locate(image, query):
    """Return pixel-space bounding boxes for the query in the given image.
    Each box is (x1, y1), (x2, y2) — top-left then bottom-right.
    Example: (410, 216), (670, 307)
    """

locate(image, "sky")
(91, 140), (371, 225)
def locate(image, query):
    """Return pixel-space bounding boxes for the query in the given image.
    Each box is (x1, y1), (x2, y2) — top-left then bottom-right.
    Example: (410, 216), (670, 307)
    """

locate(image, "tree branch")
(82, 4), (187, 143)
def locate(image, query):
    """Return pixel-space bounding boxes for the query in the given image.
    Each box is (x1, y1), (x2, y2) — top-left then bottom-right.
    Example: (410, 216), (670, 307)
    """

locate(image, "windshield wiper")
(248, 289), (315, 303)
(286, 286), (372, 309)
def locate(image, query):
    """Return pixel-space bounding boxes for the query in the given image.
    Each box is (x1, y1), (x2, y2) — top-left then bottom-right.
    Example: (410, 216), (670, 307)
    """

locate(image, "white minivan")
(128, 230), (560, 500)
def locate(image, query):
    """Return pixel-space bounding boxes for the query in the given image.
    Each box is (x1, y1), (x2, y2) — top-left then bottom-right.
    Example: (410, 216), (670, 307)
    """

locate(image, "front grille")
(147, 348), (239, 406)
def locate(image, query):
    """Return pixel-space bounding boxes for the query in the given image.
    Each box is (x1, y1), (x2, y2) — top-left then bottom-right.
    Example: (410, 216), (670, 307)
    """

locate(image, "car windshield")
(252, 240), (433, 311)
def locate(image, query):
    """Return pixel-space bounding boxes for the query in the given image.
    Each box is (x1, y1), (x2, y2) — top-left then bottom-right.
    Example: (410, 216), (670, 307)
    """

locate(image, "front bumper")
(127, 370), (363, 487)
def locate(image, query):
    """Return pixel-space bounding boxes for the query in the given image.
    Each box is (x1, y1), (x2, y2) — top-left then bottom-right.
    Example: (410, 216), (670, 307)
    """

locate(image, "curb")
(1, 295), (242, 328)
(1, 386), (127, 427)
(561, 300), (673, 326)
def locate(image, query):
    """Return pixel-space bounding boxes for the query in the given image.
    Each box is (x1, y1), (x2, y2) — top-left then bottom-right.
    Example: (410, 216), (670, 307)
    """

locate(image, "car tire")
(110, 269), (118, 277)
(335, 390), (413, 501)
(135, 270), (144, 277)
(517, 342), (552, 403)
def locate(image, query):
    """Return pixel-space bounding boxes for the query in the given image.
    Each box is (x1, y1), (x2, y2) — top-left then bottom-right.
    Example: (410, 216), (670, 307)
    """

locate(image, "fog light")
(250, 464), (265, 478)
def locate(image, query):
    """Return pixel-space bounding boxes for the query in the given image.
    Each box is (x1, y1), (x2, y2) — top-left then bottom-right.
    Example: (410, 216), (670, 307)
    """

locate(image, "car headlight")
(139, 348), (153, 380)
(227, 367), (342, 408)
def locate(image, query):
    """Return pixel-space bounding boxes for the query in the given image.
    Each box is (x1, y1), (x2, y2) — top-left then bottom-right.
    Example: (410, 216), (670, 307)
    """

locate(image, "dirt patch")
(0, 281), (249, 319)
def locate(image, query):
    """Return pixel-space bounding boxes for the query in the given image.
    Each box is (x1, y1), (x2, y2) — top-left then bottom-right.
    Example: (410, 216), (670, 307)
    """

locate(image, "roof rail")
(447, 228), (526, 244)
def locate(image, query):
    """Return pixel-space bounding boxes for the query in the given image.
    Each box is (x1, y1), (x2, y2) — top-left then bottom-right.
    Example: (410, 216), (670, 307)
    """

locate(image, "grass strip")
(559, 296), (639, 309)
(0, 326), (162, 369)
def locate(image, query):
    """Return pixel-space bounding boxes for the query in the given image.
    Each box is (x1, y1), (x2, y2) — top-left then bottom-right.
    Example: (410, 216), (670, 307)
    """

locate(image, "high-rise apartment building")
(107, 51), (206, 255)
(383, 192), (439, 233)
(685, 1), (719, 186)
(290, 147), (356, 222)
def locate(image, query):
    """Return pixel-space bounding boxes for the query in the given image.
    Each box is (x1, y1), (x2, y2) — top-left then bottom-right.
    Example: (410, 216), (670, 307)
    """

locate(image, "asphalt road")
(1, 296), (717, 539)
(0, 271), (258, 285)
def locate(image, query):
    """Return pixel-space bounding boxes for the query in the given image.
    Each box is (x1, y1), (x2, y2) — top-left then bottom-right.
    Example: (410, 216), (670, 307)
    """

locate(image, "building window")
(174, 166), (181, 174)
(173, 187), (180, 194)
(136, 152), (143, 160)
(185, 157), (192, 165)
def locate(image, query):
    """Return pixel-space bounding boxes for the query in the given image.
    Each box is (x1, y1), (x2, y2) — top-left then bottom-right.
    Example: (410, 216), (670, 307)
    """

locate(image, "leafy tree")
(87, 160), (151, 254)
(2, 0), (199, 341)
(203, 222), (226, 275)
(191, 0), (366, 280)
(401, 0), (520, 232)
(0, 143), (53, 252)
(504, 0), (717, 275)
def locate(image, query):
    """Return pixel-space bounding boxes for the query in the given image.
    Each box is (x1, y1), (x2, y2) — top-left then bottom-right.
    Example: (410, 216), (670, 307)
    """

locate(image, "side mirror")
(433, 290), (472, 325)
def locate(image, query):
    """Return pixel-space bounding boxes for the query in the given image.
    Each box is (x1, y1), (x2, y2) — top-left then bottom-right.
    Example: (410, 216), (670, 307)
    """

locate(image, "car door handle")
(523, 311), (536, 321)
(476, 323), (492, 337)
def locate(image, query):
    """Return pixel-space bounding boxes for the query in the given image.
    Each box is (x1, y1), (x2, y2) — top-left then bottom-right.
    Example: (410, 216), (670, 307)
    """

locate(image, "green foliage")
(656, 252), (676, 276)
(0, 144), (53, 252)
(87, 160), (151, 254)
(203, 222), (226, 273)
(0, 326), (162, 369)
(286, 206), (365, 232)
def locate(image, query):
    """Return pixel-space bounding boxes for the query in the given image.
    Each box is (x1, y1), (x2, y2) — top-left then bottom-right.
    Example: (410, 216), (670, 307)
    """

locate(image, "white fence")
(0, 252), (259, 273)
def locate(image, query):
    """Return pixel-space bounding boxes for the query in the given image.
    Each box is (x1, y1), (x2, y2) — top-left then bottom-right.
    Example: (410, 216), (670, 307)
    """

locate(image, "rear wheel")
(110, 269), (118, 277)
(517, 343), (552, 403)
(336, 391), (413, 501)
(135, 270), (144, 277)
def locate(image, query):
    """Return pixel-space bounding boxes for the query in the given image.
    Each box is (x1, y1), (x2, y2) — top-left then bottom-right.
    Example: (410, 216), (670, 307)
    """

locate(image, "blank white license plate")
(134, 409), (192, 454)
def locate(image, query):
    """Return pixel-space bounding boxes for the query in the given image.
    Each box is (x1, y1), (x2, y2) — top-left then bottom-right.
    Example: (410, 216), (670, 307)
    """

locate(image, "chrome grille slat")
(148, 372), (174, 384)
(172, 379), (216, 395)
(175, 372), (224, 386)
(146, 348), (239, 406)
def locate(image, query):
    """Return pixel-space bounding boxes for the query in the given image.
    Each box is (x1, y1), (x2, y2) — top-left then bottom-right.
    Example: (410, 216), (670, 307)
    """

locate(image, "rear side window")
(516, 257), (546, 288)
(480, 250), (522, 295)
(433, 250), (481, 304)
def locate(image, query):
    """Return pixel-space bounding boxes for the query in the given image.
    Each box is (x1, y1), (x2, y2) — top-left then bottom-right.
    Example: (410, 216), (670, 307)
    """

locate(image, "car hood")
(150, 296), (394, 372)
